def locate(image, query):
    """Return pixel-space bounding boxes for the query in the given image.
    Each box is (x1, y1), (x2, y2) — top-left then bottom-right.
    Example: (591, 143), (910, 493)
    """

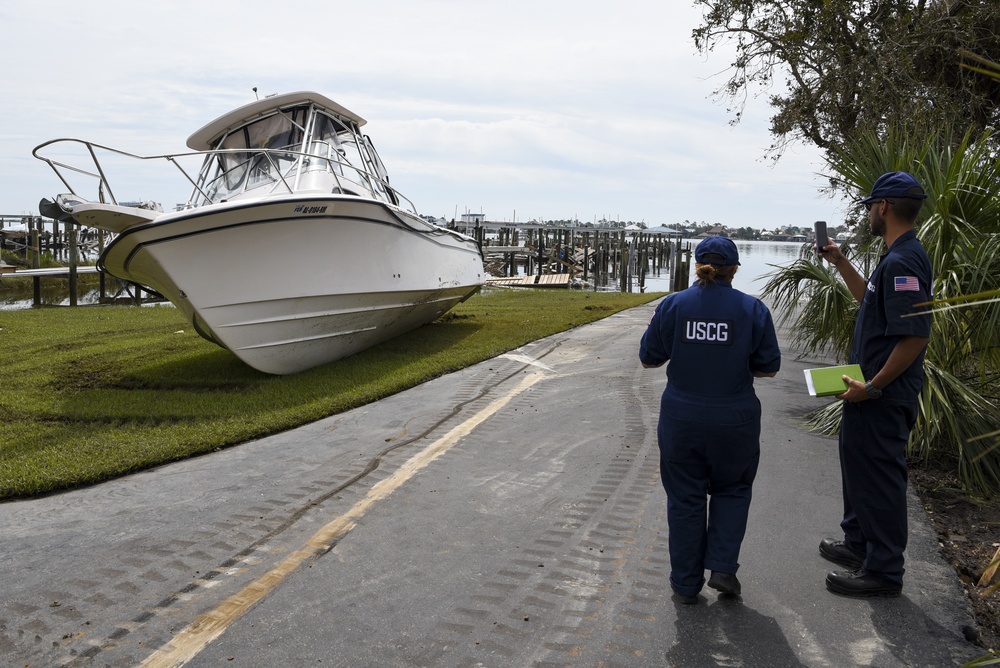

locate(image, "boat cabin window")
(312, 113), (352, 145)
(310, 112), (369, 180)
(219, 105), (308, 153)
(206, 106), (309, 196)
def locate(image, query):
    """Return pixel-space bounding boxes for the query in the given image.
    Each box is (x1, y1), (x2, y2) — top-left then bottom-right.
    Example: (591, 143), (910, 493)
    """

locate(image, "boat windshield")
(197, 106), (309, 201)
(191, 102), (398, 207)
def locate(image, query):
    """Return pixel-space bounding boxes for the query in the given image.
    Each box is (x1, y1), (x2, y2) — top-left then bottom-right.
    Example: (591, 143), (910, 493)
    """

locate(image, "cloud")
(0, 0), (847, 228)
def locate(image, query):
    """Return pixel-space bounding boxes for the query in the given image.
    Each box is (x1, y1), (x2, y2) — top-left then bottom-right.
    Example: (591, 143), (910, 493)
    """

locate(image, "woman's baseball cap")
(695, 236), (740, 266)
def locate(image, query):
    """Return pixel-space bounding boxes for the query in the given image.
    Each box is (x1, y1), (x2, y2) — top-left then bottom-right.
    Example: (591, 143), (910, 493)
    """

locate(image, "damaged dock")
(468, 222), (693, 292)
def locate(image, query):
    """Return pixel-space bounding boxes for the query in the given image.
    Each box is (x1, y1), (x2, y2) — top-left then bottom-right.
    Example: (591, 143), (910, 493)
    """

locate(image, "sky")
(0, 0), (851, 231)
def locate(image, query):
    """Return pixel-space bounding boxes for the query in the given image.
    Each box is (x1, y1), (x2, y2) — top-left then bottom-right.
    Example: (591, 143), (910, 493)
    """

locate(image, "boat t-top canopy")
(186, 92), (367, 151)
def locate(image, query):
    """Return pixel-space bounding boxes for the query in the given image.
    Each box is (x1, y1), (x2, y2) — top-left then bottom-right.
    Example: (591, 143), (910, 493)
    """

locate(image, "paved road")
(0, 300), (983, 667)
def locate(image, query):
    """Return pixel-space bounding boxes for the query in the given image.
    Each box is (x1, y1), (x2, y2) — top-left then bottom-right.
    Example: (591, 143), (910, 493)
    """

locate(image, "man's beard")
(869, 210), (886, 237)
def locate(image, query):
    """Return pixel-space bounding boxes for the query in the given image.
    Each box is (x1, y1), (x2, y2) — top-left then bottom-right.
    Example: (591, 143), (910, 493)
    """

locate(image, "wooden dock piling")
(470, 220), (690, 293)
(1, 214), (119, 307)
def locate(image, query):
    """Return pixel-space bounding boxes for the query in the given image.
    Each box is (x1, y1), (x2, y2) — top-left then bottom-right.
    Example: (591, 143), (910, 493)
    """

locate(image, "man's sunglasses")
(864, 198), (895, 211)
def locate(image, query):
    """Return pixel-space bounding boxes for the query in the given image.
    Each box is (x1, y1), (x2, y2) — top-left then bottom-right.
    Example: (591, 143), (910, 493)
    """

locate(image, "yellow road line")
(140, 372), (543, 668)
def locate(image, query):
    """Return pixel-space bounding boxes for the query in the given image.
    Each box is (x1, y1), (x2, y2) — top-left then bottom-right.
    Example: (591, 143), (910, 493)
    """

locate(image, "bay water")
(642, 239), (812, 296)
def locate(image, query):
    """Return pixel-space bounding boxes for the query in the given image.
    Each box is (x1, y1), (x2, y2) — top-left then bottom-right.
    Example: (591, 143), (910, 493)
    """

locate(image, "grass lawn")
(0, 288), (662, 499)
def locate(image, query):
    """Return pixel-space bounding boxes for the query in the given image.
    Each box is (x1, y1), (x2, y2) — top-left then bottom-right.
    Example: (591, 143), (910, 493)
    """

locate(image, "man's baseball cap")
(695, 236), (740, 266)
(859, 171), (928, 205)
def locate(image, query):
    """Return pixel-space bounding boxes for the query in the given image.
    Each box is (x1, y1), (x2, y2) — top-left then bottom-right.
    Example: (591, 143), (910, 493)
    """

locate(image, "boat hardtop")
(186, 92), (367, 151)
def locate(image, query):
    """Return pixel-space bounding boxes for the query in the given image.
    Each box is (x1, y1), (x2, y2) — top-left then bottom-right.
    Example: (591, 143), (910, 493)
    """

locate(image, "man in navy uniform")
(640, 236), (781, 603)
(818, 171), (932, 597)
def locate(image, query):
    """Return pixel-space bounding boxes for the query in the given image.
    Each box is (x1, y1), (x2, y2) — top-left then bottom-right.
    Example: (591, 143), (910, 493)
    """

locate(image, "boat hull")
(98, 195), (484, 374)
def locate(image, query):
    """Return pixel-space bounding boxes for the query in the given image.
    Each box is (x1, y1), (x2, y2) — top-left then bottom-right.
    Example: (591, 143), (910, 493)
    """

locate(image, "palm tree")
(761, 129), (1000, 494)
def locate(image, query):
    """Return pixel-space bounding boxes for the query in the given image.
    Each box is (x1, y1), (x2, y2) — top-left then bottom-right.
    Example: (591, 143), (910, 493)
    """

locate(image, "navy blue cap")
(695, 236), (740, 266)
(860, 171), (927, 205)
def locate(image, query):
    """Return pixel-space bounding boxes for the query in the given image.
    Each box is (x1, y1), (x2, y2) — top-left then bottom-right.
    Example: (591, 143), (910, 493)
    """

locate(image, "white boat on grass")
(34, 92), (484, 374)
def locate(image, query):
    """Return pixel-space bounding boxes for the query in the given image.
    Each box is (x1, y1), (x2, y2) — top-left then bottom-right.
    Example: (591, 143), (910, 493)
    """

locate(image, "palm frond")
(803, 128), (1000, 493)
(959, 48), (1000, 81)
(759, 258), (857, 360)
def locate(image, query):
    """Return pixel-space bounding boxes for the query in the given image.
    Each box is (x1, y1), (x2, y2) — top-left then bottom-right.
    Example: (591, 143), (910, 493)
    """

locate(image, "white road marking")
(500, 352), (554, 372)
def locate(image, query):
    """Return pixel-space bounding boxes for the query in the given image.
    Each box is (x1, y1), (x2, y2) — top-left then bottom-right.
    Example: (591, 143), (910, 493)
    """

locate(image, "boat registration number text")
(294, 205), (329, 214)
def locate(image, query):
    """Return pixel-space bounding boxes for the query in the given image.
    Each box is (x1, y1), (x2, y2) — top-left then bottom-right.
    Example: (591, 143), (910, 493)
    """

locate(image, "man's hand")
(836, 375), (871, 402)
(819, 241), (867, 302)
(819, 240), (845, 265)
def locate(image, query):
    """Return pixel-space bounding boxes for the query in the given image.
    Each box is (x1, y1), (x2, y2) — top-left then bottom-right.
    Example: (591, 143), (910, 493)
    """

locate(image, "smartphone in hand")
(814, 220), (829, 253)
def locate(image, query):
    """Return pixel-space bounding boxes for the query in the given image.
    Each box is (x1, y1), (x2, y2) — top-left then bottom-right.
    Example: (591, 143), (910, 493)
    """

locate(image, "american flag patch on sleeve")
(894, 276), (919, 291)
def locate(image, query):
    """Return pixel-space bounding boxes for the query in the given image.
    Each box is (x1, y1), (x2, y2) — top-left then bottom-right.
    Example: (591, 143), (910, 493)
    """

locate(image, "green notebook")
(803, 364), (866, 397)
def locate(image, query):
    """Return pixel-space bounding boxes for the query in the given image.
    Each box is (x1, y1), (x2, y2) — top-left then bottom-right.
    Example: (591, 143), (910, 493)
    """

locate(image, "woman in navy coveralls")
(639, 236), (781, 603)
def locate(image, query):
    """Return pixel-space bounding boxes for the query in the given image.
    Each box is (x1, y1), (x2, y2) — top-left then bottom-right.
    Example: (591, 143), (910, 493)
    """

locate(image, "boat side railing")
(32, 138), (420, 215)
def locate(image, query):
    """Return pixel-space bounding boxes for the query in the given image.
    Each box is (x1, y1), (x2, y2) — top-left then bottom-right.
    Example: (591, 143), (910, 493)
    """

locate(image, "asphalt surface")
(0, 299), (984, 667)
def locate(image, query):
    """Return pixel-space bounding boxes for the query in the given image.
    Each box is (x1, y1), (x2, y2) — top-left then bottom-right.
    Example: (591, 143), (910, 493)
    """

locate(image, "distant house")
(766, 229), (796, 241)
(645, 225), (683, 235)
(698, 225), (729, 238)
(460, 213), (485, 224)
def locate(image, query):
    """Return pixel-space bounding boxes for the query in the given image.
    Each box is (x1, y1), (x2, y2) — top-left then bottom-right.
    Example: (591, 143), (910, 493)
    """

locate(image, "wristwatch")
(864, 382), (882, 399)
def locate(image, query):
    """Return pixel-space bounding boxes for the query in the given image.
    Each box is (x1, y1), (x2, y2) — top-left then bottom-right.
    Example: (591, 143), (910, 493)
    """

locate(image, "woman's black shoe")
(708, 571), (741, 596)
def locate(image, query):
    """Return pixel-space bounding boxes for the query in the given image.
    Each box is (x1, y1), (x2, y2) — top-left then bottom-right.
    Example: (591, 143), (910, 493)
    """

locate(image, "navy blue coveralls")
(841, 229), (932, 587)
(640, 282), (781, 597)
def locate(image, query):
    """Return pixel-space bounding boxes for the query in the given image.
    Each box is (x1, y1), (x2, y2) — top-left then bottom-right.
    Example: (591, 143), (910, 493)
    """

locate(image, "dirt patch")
(911, 464), (1000, 653)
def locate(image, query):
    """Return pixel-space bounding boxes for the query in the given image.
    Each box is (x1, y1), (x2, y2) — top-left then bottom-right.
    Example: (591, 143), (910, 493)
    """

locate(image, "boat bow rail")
(32, 138), (420, 216)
